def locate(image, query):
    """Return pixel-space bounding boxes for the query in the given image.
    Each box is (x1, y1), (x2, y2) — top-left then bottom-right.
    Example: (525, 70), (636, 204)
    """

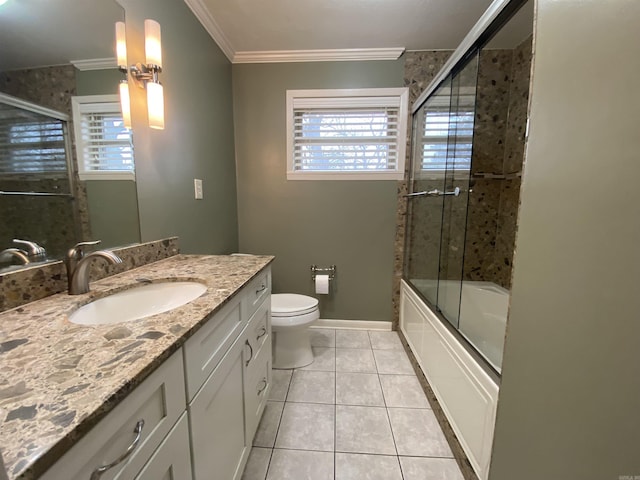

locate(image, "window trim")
(71, 94), (135, 181)
(286, 88), (409, 180)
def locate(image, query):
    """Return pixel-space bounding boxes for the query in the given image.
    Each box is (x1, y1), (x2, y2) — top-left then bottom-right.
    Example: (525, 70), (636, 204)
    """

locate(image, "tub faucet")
(65, 241), (123, 295)
(0, 248), (30, 265)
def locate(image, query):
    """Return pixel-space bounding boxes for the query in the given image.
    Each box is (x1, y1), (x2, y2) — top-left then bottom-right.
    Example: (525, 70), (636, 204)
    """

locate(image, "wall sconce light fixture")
(115, 19), (165, 130)
(115, 21), (132, 129)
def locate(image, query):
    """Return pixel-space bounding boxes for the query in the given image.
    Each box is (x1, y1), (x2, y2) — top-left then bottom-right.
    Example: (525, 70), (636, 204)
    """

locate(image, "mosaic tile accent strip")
(0, 237), (180, 312)
(0, 253), (274, 479)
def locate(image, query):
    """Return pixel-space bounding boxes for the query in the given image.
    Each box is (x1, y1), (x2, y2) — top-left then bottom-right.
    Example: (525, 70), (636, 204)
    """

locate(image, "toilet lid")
(271, 294), (319, 317)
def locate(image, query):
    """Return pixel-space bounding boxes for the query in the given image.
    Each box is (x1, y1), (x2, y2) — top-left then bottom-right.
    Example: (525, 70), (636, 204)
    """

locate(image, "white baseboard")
(312, 319), (392, 331)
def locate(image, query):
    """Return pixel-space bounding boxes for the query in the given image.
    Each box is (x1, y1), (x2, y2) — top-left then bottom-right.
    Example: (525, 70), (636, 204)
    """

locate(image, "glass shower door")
(403, 76), (452, 306)
(436, 54), (479, 328)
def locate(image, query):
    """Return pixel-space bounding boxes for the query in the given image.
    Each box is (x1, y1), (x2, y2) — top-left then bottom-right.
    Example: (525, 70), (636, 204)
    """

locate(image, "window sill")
(287, 171), (404, 181)
(79, 171), (135, 181)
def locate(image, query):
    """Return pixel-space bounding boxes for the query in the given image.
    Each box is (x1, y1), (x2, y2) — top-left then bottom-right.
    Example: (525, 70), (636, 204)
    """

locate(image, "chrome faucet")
(65, 241), (123, 295)
(0, 248), (30, 265)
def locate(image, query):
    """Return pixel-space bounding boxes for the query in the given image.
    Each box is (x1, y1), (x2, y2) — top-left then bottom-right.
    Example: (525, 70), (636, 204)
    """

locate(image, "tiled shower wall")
(0, 65), (92, 259)
(392, 37), (532, 326)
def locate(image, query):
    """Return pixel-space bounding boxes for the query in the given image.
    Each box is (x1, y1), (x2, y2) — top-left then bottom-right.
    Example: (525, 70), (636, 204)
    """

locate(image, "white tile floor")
(241, 328), (465, 480)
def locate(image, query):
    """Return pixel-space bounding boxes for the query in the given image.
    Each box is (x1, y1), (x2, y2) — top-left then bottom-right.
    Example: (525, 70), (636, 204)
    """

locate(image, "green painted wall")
(489, 0), (640, 478)
(75, 68), (141, 249)
(121, 0), (238, 254)
(232, 61), (404, 321)
(75, 69), (121, 96)
(84, 180), (140, 249)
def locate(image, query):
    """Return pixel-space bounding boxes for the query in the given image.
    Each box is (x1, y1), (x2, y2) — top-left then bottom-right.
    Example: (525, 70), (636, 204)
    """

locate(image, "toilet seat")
(272, 294), (319, 317)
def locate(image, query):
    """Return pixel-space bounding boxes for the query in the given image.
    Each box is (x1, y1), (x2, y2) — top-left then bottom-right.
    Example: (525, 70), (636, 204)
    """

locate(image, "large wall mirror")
(0, 0), (141, 273)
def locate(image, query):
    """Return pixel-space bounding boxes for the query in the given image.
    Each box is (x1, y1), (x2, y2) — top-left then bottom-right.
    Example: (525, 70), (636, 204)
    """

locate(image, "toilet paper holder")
(311, 265), (336, 281)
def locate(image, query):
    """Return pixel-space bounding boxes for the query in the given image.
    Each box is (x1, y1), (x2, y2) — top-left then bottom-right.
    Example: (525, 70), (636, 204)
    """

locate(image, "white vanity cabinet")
(39, 265), (272, 480)
(186, 267), (272, 480)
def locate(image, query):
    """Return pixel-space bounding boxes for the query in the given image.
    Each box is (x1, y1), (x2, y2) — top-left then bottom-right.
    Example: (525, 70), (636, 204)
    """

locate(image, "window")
(71, 95), (134, 181)
(286, 88), (408, 180)
(0, 103), (68, 176)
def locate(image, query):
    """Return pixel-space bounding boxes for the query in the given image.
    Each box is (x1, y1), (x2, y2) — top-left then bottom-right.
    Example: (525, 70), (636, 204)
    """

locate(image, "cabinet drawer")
(41, 351), (186, 480)
(242, 267), (271, 320)
(184, 295), (244, 401)
(244, 333), (272, 441)
(246, 298), (271, 363)
(134, 413), (192, 480)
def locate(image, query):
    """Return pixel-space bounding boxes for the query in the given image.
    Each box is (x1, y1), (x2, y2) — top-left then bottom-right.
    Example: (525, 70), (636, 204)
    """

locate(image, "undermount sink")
(70, 281), (207, 325)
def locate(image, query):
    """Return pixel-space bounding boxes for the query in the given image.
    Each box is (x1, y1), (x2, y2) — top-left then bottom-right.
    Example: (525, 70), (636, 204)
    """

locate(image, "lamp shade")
(144, 19), (162, 68)
(119, 81), (132, 129)
(147, 82), (164, 130)
(115, 21), (127, 67)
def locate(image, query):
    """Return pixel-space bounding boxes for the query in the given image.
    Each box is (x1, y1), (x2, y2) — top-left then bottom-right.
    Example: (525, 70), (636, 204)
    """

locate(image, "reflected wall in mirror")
(0, 0), (141, 273)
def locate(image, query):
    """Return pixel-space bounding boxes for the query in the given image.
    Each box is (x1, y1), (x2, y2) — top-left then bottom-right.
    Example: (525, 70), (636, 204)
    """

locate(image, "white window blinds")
(287, 89), (408, 180)
(72, 96), (134, 181)
(0, 103), (68, 176)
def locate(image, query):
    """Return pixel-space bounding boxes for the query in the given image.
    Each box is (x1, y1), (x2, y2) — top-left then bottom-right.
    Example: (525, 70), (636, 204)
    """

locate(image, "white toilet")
(271, 293), (320, 369)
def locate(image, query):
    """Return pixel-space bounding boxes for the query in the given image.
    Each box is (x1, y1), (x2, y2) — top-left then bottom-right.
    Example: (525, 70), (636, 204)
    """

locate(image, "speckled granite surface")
(0, 253), (274, 479)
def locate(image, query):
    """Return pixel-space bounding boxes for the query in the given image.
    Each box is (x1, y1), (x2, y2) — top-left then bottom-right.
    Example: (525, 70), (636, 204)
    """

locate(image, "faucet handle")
(68, 240), (101, 260)
(13, 239), (46, 256)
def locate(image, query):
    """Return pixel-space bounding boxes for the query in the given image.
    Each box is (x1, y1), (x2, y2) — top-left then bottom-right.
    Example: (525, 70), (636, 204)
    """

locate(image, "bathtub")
(408, 279), (508, 373)
(400, 280), (501, 480)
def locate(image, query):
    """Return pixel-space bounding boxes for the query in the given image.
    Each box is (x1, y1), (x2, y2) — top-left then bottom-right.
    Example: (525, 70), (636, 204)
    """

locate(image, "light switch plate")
(194, 179), (203, 199)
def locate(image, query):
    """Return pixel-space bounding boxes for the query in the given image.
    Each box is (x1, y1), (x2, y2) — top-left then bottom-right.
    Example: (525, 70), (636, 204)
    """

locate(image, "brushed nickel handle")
(90, 419), (144, 480)
(257, 378), (268, 396)
(256, 325), (267, 340)
(256, 283), (267, 295)
(245, 339), (254, 367)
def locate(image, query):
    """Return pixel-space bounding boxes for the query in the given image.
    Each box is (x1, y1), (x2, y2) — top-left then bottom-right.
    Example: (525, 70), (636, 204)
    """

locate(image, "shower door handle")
(403, 187), (461, 198)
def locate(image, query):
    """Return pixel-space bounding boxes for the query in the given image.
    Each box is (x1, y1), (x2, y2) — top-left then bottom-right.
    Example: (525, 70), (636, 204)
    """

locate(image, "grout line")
(334, 344), (337, 480)
(378, 351), (405, 480)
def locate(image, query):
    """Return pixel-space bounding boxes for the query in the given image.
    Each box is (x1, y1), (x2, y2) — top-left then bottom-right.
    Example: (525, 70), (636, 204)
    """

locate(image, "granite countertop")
(0, 254), (274, 479)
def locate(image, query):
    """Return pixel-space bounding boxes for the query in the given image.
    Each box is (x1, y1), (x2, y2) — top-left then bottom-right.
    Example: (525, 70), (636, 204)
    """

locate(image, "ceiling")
(0, 0), (123, 71)
(186, 0), (503, 61)
(0, 0), (534, 71)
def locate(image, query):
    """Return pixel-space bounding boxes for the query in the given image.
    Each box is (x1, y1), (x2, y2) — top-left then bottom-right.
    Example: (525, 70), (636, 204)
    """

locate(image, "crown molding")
(232, 48), (405, 64)
(71, 58), (117, 71)
(183, 0), (235, 62)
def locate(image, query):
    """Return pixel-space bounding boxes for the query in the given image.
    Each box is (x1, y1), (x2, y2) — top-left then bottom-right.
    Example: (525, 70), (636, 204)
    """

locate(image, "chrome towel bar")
(403, 187), (461, 198)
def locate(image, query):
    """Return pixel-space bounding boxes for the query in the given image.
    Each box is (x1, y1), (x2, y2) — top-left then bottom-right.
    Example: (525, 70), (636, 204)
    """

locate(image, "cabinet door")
(135, 413), (192, 480)
(189, 331), (250, 480)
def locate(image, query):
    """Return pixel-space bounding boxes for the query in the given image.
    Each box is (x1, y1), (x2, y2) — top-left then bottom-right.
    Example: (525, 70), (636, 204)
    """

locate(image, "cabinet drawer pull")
(257, 378), (268, 396)
(245, 339), (254, 367)
(256, 283), (267, 295)
(90, 419), (145, 480)
(256, 325), (267, 340)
